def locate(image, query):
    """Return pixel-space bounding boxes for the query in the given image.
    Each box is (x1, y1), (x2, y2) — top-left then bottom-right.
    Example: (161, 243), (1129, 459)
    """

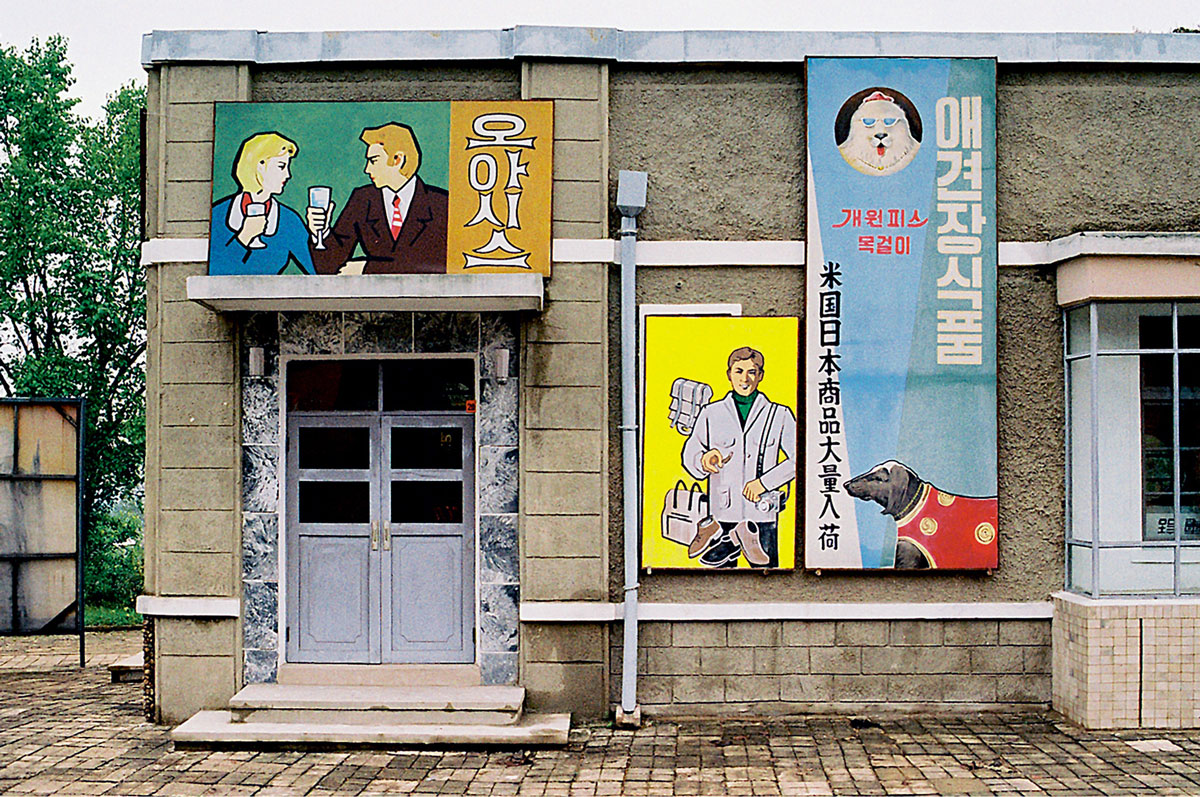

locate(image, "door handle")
(371, 521), (379, 551)
(383, 522), (391, 551)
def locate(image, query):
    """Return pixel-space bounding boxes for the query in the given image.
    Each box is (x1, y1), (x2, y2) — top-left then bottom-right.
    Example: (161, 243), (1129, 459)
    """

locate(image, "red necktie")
(390, 195), (403, 240)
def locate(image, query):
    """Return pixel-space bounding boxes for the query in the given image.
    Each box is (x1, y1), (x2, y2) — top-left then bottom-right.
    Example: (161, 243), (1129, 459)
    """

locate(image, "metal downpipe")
(616, 170), (647, 724)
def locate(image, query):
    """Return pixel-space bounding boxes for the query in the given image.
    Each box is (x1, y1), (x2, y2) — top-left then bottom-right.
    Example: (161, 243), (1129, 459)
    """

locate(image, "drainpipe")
(615, 170), (648, 727)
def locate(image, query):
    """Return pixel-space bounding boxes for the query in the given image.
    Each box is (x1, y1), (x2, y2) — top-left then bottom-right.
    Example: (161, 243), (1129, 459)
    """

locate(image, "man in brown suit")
(306, 122), (449, 274)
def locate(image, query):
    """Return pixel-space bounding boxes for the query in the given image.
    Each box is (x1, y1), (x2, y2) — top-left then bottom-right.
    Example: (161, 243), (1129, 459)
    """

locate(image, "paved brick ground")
(2, 634), (1200, 794)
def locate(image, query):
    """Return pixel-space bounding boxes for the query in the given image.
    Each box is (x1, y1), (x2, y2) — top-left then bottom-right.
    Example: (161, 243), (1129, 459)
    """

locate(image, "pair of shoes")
(699, 531), (741, 567)
(689, 516), (723, 558)
(732, 521), (771, 567)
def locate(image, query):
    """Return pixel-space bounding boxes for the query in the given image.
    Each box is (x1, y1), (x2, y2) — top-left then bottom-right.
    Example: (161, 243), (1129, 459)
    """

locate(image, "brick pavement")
(1, 634), (1200, 794)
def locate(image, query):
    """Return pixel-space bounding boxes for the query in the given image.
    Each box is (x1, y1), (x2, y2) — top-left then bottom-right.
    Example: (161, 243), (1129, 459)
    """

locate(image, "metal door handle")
(371, 521), (379, 551)
(383, 522), (391, 551)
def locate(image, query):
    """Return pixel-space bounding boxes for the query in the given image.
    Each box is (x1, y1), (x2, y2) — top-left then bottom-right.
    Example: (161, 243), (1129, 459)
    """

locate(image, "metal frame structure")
(1064, 302), (1199, 598)
(0, 398), (85, 666)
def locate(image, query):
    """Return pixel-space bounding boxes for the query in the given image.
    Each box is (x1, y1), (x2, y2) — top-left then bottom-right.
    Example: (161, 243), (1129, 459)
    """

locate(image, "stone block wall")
(144, 64), (247, 724)
(519, 61), (612, 717)
(1053, 592), (1200, 729)
(613, 619), (1051, 714)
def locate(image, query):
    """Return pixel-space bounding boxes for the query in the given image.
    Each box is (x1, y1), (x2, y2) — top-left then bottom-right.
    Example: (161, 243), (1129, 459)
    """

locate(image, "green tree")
(0, 37), (146, 559)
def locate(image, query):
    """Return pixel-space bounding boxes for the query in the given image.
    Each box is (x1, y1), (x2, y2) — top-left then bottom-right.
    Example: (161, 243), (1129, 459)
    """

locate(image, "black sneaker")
(699, 532), (742, 568)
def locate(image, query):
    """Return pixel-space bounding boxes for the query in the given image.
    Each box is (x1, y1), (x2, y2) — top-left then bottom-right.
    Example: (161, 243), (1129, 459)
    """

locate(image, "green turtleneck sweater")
(732, 390), (758, 427)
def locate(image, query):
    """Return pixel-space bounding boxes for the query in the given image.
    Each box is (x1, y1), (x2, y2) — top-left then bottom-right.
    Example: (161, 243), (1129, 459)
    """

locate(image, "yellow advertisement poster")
(447, 101), (553, 276)
(642, 316), (799, 570)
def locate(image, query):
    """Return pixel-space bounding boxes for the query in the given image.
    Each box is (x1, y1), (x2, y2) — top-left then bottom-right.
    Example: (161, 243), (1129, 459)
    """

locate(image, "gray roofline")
(141, 26), (1200, 68)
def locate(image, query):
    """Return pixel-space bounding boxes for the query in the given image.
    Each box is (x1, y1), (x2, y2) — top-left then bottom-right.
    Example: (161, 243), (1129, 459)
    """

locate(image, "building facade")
(137, 27), (1200, 732)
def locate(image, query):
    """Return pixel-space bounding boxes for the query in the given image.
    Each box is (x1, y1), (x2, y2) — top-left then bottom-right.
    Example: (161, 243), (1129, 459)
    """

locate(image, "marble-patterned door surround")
(239, 311), (520, 686)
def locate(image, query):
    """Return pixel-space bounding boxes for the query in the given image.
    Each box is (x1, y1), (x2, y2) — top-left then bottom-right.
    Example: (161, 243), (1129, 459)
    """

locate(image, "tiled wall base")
(1053, 591), (1200, 729)
(612, 618), (1051, 714)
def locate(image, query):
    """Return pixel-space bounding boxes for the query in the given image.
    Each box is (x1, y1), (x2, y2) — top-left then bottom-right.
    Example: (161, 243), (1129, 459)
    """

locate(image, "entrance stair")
(171, 683), (570, 748)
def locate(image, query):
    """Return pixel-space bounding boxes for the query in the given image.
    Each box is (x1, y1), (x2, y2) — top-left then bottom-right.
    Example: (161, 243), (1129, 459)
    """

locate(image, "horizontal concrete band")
(186, 274), (545, 313)
(136, 595), (240, 618)
(519, 601), (1054, 623)
(143, 232), (1200, 269)
(141, 27), (1200, 67)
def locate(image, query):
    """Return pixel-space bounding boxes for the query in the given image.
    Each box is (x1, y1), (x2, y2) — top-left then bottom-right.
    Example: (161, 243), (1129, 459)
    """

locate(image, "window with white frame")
(1066, 302), (1200, 596)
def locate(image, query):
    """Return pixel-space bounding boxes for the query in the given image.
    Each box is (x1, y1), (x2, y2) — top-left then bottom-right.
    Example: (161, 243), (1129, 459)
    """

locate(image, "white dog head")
(837, 91), (920, 177)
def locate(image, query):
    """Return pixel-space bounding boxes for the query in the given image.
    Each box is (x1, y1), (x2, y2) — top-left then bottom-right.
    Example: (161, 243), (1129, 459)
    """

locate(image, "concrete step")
(277, 663), (481, 687)
(228, 684), (525, 725)
(108, 652), (143, 684)
(171, 710), (571, 749)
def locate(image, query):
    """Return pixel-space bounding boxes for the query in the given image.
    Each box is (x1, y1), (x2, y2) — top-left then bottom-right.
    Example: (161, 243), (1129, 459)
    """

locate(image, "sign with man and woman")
(207, 101), (553, 277)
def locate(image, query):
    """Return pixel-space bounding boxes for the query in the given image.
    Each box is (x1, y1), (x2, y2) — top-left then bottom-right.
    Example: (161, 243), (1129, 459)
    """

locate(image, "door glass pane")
(391, 480), (463, 524)
(298, 481), (370, 523)
(391, 427), (462, 469)
(383, 360), (474, 412)
(299, 427), (371, 469)
(287, 361), (378, 411)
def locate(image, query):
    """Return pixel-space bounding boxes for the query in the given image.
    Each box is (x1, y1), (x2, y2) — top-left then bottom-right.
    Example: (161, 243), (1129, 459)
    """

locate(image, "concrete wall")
(606, 266), (1062, 605)
(519, 63), (612, 718)
(609, 65), (1200, 242)
(144, 64), (245, 724)
(615, 619), (1050, 713)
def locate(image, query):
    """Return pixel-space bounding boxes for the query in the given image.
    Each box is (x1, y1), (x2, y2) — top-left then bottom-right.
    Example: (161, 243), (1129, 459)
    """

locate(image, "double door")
(285, 414), (475, 663)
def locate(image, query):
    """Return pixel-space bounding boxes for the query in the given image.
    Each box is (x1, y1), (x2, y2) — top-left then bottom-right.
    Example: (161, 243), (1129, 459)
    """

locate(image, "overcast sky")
(4, 0), (1199, 118)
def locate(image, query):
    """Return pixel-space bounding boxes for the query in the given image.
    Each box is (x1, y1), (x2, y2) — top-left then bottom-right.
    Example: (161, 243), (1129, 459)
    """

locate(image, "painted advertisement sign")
(208, 101), (552, 277)
(805, 58), (998, 571)
(642, 316), (798, 570)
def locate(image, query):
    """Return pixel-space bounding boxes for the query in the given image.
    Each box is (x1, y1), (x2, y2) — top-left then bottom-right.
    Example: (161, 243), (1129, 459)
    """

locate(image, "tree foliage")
(0, 36), (145, 521)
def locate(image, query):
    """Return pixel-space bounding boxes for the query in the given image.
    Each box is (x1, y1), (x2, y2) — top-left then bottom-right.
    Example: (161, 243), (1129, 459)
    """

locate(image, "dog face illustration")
(843, 459), (918, 518)
(837, 92), (920, 177)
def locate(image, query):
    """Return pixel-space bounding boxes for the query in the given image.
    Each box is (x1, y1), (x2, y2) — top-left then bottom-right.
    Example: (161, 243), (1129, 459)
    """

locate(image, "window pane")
(391, 427), (462, 470)
(1096, 302), (1169, 350)
(1179, 547), (1200, 594)
(287, 361), (378, 411)
(391, 480), (463, 524)
(1066, 306), (1090, 356)
(298, 427), (371, 470)
(382, 360), (474, 412)
(1141, 352), (1174, 541)
(1179, 303), (1200, 349)
(1098, 547), (1173, 595)
(1068, 543), (1092, 594)
(298, 481), (370, 524)
(1096, 355), (1142, 543)
(1067, 358), (1094, 541)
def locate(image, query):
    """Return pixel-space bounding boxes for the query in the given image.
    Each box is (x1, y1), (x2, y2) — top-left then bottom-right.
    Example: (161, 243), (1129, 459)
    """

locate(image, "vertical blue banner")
(804, 58), (999, 571)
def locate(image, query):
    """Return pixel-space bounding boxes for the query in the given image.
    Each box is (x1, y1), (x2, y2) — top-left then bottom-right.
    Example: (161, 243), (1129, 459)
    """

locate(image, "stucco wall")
(609, 265), (1063, 603)
(250, 65), (520, 102)
(609, 65), (1200, 241)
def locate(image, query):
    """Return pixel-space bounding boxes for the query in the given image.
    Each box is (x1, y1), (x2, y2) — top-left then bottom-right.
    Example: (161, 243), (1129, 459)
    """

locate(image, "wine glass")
(309, 186), (332, 250)
(244, 202), (267, 249)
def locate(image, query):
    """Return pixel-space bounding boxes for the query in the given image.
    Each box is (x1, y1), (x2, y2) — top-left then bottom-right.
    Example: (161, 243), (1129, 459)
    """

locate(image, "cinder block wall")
(144, 64), (247, 723)
(615, 620), (1051, 713)
(1053, 592), (1200, 729)
(519, 62), (612, 718)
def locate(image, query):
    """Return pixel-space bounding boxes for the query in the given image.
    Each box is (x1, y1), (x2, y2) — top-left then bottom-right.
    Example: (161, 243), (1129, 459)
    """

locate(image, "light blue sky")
(4, 0), (1199, 118)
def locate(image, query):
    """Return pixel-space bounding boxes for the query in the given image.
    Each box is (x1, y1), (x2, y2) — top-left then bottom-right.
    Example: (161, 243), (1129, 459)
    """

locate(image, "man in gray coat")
(682, 347), (797, 568)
